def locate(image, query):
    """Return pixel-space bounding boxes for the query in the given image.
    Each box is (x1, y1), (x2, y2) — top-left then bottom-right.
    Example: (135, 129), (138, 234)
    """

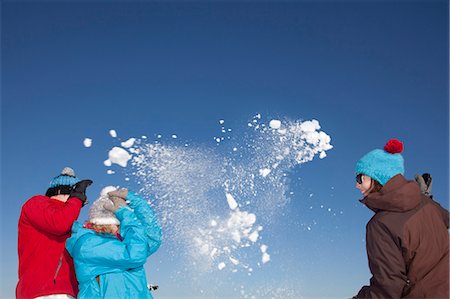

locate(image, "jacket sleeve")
(76, 208), (150, 271)
(126, 192), (162, 255)
(23, 196), (82, 236)
(355, 218), (408, 299)
(431, 199), (449, 229)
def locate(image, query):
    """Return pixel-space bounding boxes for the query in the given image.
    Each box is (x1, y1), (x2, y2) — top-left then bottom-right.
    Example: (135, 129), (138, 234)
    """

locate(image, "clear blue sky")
(1, 1), (448, 298)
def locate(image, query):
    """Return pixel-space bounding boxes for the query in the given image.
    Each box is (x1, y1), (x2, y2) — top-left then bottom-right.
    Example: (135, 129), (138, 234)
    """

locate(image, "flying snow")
(83, 138), (92, 148)
(88, 115), (333, 279)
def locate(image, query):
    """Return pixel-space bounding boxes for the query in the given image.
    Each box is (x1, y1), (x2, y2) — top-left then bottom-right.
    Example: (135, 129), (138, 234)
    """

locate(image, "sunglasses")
(356, 173), (363, 184)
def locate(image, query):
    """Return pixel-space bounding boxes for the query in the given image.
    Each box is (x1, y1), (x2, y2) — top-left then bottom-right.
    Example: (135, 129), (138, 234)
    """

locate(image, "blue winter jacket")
(66, 192), (162, 299)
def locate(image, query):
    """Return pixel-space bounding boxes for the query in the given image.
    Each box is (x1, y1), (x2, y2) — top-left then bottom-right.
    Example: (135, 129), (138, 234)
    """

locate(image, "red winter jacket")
(16, 195), (83, 299)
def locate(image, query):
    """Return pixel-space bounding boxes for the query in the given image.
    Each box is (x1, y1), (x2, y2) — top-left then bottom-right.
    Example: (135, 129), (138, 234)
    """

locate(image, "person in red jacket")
(16, 167), (92, 299)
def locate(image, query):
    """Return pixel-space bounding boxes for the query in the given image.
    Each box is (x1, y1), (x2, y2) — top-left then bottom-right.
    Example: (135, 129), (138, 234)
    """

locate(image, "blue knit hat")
(46, 167), (80, 197)
(355, 139), (404, 186)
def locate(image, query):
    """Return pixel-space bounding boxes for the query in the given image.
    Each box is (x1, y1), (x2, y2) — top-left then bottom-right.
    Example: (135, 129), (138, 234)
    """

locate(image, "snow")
(259, 168), (271, 177)
(269, 119), (281, 129)
(226, 193), (238, 210)
(262, 252), (270, 264)
(107, 170), (115, 175)
(229, 257), (240, 265)
(109, 130), (117, 138)
(121, 138), (136, 148)
(83, 138), (92, 147)
(248, 231), (259, 242)
(93, 114), (333, 276)
(108, 147), (132, 167)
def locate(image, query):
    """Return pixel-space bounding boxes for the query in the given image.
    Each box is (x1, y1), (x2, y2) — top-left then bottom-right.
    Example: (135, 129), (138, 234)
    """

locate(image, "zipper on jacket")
(53, 254), (63, 284)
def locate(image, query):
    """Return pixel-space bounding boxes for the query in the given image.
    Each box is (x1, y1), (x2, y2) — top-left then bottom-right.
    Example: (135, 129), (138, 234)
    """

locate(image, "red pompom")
(384, 139), (404, 154)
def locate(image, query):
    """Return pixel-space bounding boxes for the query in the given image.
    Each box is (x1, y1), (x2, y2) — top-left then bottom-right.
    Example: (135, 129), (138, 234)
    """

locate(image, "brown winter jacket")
(355, 174), (449, 299)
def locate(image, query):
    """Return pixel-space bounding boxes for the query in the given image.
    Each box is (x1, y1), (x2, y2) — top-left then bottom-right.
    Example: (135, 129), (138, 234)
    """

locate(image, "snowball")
(226, 193), (238, 210)
(108, 147), (132, 167)
(269, 119), (282, 129)
(229, 257), (240, 265)
(172, 134), (177, 139)
(121, 138), (136, 148)
(262, 252), (270, 264)
(259, 168), (271, 177)
(107, 170), (115, 175)
(109, 130), (117, 138)
(83, 138), (92, 148)
(215, 138), (221, 143)
(210, 248), (218, 258)
(219, 119), (225, 124)
(300, 120), (320, 133)
(248, 231), (259, 242)
(218, 262), (226, 270)
(260, 245), (268, 253)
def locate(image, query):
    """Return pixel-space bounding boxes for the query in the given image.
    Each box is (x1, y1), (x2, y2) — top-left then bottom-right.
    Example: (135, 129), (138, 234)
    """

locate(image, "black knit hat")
(45, 167), (80, 197)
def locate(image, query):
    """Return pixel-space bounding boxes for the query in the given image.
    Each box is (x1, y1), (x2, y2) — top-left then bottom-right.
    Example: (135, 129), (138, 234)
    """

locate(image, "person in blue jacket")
(66, 187), (162, 299)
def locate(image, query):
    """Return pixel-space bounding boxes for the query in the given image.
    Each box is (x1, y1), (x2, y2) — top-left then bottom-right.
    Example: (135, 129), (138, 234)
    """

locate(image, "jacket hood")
(66, 221), (95, 255)
(360, 174), (422, 213)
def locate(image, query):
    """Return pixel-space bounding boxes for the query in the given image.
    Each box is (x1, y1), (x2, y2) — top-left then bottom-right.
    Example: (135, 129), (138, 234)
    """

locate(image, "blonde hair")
(86, 223), (119, 235)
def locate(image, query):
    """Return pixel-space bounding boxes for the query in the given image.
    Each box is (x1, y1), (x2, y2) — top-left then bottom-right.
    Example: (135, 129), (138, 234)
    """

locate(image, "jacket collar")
(360, 174), (422, 213)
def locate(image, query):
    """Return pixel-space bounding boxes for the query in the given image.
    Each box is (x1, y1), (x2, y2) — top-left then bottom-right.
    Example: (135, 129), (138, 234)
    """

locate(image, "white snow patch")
(248, 230), (259, 242)
(83, 138), (92, 148)
(262, 252), (270, 264)
(269, 119), (282, 129)
(121, 138), (136, 148)
(108, 147), (132, 167)
(218, 262), (226, 270)
(229, 257), (240, 265)
(259, 168), (271, 177)
(226, 193), (238, 210)
(104, 159), (112, 167)
(109, 130), (117, 138)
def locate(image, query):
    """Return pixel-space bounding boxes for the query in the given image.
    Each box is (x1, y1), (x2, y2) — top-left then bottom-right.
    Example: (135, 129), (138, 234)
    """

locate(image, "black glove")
(415, 173), (432, 198)
(70, 179), (93, 205)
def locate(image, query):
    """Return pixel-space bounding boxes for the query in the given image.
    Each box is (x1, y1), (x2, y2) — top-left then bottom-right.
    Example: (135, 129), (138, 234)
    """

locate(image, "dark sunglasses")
(356, 173), (363, 184)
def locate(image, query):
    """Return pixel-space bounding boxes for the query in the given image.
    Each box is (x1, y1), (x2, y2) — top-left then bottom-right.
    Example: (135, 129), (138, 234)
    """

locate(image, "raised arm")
(72, 208), (150, 273)
(109, 189), (162, 255)
(23, 196), (82, 236)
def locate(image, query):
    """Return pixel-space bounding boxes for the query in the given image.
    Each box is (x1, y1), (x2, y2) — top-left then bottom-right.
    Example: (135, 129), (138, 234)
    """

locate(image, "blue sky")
(1, 1), (448, 298)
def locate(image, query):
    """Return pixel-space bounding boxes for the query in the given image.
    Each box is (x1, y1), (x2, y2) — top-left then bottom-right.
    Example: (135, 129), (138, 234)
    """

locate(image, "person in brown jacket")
(353, 139), (449, 299)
